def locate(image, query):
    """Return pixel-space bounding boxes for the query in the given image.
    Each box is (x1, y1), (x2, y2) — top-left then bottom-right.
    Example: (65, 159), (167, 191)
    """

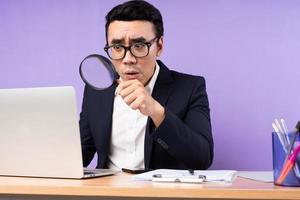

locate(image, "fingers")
(115, 79), (148, 111)
(119, 82), (140, 98)
(124, 89), (146, 109)
(131, 96), (146, 110)
(114, 79), (165, 124)
(115, 79), (142, 95)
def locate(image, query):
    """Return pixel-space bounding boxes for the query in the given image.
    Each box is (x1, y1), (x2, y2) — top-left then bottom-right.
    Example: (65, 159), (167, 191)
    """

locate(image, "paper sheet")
(237, 171), (273, 183)
(132, 169), (237, 183)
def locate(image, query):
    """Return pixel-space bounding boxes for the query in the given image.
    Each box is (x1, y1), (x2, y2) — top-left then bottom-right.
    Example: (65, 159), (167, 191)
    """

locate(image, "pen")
(188, 169), (194, 175)
(152, 174), (206, 183)
(273, 122), (288, 151)
(152, 173), (202, 178)
(275, 121), (300, 184)
(272, 122), (280, 133)
(280, 119), (300, 178)
(283, 121), (300, 162)
(273, 119), (288, 148)
(280, 119), (289, 137)
(280, 118), (290, 145)
(274, 119), (284, 134)
(275, 143), (300, 185)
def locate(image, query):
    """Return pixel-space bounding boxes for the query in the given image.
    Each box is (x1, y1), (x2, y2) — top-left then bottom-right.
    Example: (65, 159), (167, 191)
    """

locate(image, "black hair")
(105, 0), (164, 43)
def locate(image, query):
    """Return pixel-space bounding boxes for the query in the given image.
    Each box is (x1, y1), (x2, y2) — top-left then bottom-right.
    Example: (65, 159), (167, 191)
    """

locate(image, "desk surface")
(0, 172), (300, 200)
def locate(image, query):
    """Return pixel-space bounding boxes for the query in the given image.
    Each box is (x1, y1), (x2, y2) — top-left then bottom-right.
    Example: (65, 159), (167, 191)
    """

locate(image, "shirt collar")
(145, 62), (160, 94)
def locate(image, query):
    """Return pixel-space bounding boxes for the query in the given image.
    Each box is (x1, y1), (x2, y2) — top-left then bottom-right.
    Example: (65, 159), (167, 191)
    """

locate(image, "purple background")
(1, 0), (300, 170)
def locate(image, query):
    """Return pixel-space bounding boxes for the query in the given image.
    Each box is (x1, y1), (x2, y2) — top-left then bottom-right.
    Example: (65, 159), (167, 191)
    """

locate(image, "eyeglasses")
(104, 37), (158, 60)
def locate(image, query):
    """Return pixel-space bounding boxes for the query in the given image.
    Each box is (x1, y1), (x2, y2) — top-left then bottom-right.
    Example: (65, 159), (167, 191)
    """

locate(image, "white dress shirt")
(108, 63), (160, 170)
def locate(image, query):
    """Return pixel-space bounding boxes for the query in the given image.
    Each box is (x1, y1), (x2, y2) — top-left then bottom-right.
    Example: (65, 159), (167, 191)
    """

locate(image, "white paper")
(132, 169), (237, 183)
(237, 171), (273, 183)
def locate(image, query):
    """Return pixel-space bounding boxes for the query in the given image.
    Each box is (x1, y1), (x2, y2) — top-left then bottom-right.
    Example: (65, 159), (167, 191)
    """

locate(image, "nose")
(122, 49), (136, 64)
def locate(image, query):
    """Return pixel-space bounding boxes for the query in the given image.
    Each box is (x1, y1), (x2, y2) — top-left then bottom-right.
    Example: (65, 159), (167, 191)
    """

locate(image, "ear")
(156, 36), (164, 57)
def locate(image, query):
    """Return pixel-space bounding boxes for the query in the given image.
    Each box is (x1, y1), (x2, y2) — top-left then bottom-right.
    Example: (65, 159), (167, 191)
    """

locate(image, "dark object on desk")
(122, 168), (150, 174)
(188, 169), (194, 175)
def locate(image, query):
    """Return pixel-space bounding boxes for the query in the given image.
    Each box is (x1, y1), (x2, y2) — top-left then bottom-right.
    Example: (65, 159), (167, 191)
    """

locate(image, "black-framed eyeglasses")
(104, 37), (158, 60)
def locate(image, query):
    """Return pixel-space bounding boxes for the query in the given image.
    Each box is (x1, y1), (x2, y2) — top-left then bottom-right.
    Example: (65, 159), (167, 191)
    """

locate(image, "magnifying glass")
(79, 54), (119, 90)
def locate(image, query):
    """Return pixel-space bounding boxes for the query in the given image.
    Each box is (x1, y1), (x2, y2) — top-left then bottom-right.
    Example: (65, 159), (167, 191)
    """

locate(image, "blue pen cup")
(272, 132), (300, 186)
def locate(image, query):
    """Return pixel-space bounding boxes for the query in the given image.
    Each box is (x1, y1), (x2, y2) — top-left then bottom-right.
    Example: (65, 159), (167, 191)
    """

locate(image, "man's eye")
(133, 43), (146, 49)
(112, 45), (123, 51)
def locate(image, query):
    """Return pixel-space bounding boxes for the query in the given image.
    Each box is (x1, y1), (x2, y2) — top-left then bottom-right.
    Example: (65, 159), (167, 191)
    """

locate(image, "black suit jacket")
(79, 60), (213, 170)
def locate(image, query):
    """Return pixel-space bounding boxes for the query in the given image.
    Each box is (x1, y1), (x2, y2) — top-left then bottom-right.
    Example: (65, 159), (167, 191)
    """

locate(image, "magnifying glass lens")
(79, 55), (116, 90)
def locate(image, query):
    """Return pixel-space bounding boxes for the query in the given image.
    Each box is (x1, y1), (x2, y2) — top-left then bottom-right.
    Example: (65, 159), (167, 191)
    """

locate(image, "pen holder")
(272, 132), (300, 186)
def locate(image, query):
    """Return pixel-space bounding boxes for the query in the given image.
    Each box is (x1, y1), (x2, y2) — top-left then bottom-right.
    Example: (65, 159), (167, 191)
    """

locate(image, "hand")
(116, 79), (165, 127)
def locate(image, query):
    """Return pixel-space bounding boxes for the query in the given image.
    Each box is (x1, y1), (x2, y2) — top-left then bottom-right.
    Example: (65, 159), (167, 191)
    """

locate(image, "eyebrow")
(110, 38), (124, 45)
(110, 37), (147, 45)
(131, 37), (147, 43)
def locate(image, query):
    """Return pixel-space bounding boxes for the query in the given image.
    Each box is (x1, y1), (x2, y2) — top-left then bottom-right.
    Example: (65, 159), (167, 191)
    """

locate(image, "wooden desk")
(0, 172), (300, 200)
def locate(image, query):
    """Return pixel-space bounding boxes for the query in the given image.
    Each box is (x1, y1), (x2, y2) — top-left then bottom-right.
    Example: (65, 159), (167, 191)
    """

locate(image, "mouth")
(123, 70), (141, 80)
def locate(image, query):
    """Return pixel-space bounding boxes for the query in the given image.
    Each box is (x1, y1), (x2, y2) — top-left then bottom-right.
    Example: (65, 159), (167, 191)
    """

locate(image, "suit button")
(157, 138), (168, 149)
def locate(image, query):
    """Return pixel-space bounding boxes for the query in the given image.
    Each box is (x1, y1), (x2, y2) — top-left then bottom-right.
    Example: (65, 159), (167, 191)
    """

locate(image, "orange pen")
(276, 143), (300, 185)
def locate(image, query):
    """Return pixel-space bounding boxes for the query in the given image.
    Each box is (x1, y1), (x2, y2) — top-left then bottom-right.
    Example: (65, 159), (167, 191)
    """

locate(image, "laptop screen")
(0, 86), (85, 178)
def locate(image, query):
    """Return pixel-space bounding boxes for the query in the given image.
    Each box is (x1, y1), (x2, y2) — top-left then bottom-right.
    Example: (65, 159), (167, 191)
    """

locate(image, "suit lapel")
(144, 60), (173, 169)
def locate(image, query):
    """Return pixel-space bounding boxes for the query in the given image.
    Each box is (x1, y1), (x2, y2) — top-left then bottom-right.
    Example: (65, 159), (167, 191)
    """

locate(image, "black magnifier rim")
(79, 54), (118, 90)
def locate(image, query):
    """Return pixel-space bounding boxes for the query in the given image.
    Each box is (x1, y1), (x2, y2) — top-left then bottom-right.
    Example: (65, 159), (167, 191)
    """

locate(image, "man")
(80, 0), (213, 170)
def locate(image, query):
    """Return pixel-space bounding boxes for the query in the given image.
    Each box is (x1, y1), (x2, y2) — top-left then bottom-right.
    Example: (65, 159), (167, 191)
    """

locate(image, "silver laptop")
(0, 86), (119, 179)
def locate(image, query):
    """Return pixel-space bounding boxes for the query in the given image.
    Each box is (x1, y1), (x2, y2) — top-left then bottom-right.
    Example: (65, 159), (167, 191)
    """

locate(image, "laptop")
(0, 86), (119, 179)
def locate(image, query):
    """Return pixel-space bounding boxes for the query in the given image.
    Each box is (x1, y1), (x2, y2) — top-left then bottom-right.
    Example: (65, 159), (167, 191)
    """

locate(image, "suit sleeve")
(79, 86), (96, 167)
(151, 78), (213, 169)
